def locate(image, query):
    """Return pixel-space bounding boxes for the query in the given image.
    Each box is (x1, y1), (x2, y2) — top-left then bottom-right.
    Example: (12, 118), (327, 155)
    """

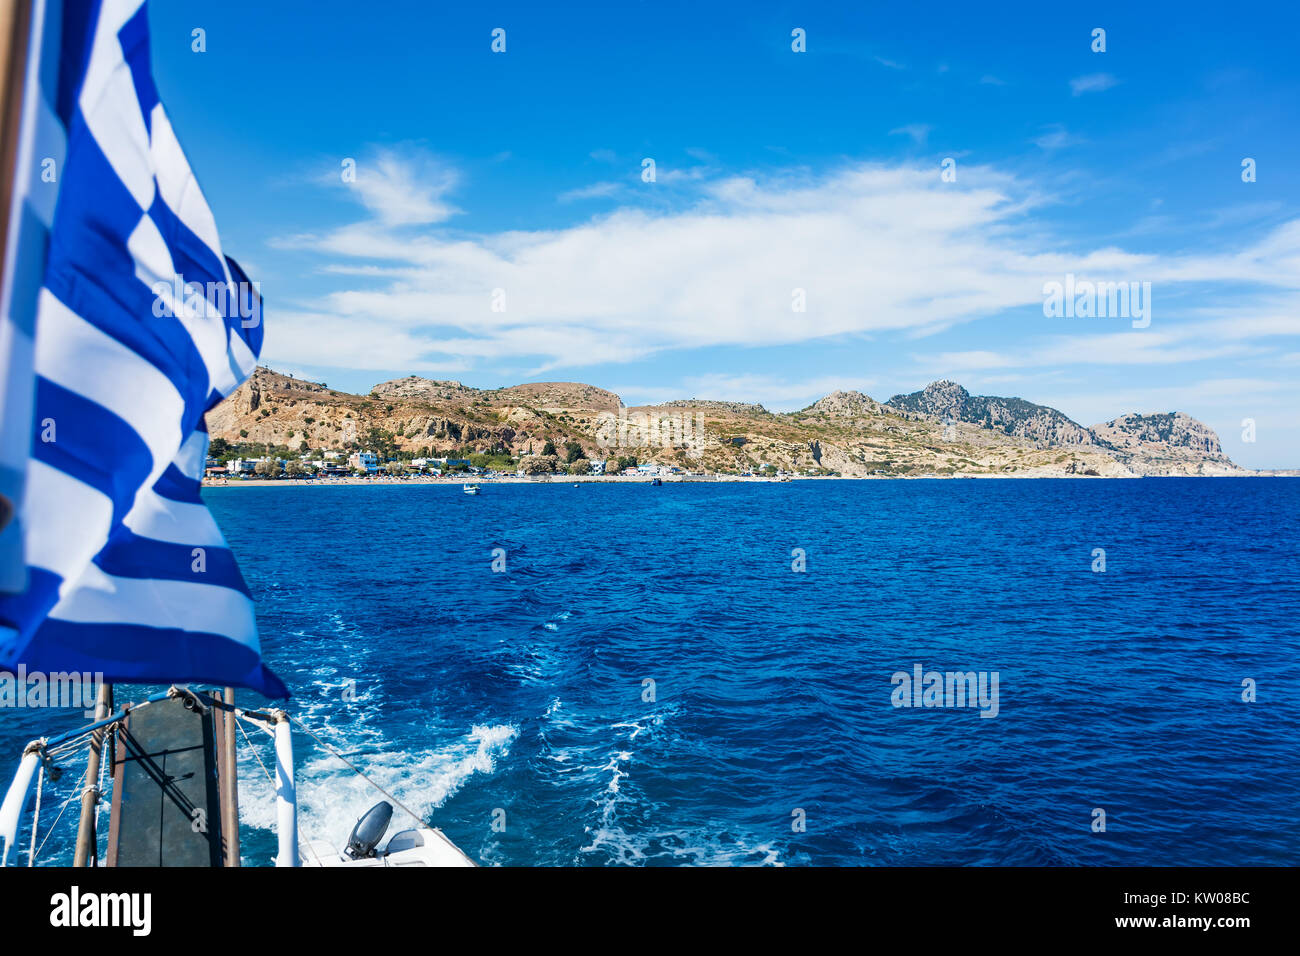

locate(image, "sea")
(4, 477), (1298, 866)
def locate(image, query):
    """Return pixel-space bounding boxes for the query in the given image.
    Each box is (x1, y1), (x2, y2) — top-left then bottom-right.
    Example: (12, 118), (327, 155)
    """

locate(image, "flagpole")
(0, 0), (33, 540)
(0, 0), (32, 268)
(72, 682), (112, 866)
(221, 686), (240, 866)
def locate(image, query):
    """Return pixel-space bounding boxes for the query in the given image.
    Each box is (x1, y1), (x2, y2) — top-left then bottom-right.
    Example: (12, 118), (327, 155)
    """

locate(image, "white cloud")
(1043, 376), (1299, 428)
(266, 151), (1300, 386)
(1033, 124), (1080, 150)
(889, 123), (932, 146)
(619, 373), (879, 410)
(558, 181), (623, 203)
(1070, 73), (1120, 96)
(262, 309), (472, 373)
(341, 149), (460, 226)
(658, 165), (714, 184)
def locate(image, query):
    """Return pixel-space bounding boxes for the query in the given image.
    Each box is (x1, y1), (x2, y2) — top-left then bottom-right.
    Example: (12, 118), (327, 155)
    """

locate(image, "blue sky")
(148, 1), (1300, 467)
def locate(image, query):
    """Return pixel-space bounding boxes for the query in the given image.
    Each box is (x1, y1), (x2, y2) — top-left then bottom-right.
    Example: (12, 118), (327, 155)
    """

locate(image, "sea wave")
(237, 682), (517, 855)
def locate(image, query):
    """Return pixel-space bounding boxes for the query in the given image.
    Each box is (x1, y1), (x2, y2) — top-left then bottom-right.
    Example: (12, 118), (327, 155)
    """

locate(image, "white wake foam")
(237, 684), (517, 852)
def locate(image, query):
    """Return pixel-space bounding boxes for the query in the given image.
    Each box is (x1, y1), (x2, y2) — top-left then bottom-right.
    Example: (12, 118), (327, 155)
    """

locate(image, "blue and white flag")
(0, 0), (287, 697)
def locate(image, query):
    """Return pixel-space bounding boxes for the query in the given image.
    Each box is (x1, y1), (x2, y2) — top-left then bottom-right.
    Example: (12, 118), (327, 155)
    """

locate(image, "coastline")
(201, 471), (1287, 488)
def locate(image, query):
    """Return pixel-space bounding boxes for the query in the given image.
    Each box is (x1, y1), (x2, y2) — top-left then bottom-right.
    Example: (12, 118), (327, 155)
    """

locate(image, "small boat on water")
(651, 477), (663, 486)
(464, 483), (481, 495)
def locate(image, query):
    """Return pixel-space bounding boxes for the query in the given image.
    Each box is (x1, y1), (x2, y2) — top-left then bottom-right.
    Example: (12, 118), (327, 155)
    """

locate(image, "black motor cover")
(344, 801), (394, 859)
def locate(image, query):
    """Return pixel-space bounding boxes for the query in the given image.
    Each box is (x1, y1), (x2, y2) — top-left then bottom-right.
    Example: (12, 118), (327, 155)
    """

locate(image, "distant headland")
(202, 367), (1264, 480)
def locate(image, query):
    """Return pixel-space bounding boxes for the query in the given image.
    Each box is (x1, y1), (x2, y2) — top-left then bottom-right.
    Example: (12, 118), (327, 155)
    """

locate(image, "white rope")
(31, 765), (91, 862)
(47, 730), (97, 759)
(236, 717), (274, 783)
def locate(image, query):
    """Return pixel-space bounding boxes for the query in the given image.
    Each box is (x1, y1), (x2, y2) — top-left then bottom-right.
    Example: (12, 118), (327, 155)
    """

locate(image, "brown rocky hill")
(370, 376), (622, 414)
(204, 368), (1244, 477)
(886, 380), (1100, 447)
(1091, 412), (1238, 476)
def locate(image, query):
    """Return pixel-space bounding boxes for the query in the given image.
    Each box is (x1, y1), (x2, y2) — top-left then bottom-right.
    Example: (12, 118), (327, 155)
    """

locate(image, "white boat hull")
(300, 826), (476, 867)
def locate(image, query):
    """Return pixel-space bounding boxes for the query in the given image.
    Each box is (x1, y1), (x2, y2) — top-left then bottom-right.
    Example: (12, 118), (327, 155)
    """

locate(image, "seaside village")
(206, 450), (627, 480)
(203, 442), (802, 482)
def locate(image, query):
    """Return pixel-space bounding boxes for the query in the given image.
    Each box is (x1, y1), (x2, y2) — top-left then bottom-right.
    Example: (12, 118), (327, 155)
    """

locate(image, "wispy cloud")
(889, 123), (932, 146)
(659, 165), (714, 185)
(558, 181), (622, 203)
(620, 373), (879, 411)
(909, 297), (1300, 382)
(1204, 200), (1285, 229)
(873, 55), (905, 70)
(1033, 124), (1081, 150)
(271, 149), (1300, 382)
(334, 148), (460, 227)
(1070, 73), (1119, 96)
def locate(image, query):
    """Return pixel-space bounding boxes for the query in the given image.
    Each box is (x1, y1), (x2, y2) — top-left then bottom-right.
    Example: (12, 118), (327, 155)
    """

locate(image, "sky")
(147, 1), (1300, 468)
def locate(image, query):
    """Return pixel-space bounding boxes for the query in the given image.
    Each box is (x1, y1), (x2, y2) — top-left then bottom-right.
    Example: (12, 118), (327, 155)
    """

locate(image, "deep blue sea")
(6, 478), (1299, 865)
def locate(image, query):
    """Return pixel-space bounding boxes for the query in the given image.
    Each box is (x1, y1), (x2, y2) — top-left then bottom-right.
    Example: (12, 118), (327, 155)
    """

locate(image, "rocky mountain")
(657, 398), (770, 415)
(1091, 412), (1237, 475)
(369, 376), (622, 413)
(1093, 411), (1222, 455)
(205, 368), (1244, 478)
(808, 390), (882, 417)
(886, 380), (1100, 447)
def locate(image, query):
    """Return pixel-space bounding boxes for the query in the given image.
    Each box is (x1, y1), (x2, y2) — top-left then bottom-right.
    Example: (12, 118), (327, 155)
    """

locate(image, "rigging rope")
(16, 695), (435, 867)
(21, 732), (100, 866)
(236, 717), (274, 785)
(32, 766), (91, 862)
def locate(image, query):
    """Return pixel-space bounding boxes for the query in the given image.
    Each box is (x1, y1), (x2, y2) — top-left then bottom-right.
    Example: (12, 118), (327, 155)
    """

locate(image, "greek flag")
(0, 0), (287, 698)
